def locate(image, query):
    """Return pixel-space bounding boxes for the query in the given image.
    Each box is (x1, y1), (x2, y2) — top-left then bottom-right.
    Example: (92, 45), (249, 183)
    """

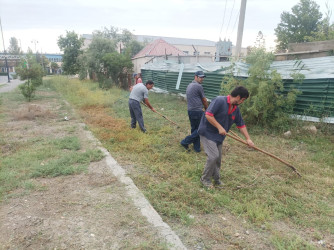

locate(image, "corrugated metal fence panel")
(284, 78), (334, 116)
(142, 70), (224, 100)
(142, 69), (334, 117)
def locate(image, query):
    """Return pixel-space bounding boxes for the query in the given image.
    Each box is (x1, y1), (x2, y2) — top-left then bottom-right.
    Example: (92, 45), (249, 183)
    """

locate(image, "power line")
(230, 8), (240, 38)
(219, 0), (228, 39)
(225, 0), (236, 40)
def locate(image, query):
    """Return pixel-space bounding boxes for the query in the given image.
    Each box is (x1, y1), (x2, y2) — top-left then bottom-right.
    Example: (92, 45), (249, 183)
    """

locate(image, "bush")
(15, 52), (44, 101)
(19, 79), (36, 102)
(222, 47), (299, 130)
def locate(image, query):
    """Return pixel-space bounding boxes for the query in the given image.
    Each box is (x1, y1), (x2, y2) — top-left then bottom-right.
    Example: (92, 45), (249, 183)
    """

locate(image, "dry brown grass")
(13, 104), (55, 121)
(79, 105), (135, 143)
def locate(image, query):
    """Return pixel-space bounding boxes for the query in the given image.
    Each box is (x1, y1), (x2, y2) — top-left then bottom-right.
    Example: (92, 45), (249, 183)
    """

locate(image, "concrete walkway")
(0, 77), (24, 93)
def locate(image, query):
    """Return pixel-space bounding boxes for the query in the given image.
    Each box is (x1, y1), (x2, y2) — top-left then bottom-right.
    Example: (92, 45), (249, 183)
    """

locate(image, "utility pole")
(0, 17), (10, 83)
(235, 0), (247, 60)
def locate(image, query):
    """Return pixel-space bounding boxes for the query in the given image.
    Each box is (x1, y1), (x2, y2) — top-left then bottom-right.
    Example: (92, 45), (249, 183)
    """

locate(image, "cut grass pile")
(43, 77), (334, 246)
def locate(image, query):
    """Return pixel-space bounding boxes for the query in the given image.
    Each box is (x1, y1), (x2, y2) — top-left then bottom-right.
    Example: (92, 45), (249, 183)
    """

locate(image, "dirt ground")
(1, 88), (333, 250)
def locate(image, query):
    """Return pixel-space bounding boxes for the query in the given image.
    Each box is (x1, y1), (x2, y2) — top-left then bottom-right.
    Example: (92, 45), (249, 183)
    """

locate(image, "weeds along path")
(0, 87), (181, 249)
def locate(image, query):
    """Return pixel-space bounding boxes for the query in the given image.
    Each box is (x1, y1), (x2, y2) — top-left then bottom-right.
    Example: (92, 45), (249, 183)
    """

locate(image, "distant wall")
(275, 40), (334, 61)
(289, 40), (334, 52)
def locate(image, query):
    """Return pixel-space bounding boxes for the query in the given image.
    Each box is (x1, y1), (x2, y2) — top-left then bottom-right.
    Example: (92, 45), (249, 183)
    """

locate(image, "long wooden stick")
(229, 130), (244, 141)
(226, 132), (302, 177)
(141, 102), (179, 127)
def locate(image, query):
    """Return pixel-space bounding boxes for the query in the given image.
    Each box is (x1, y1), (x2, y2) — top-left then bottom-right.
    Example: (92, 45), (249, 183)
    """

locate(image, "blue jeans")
(181, 110), (204, 152)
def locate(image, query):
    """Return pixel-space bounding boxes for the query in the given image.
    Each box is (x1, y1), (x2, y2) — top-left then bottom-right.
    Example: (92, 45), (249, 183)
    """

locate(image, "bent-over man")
(128, 80), (155, 133)
(198, 86), (254, 188)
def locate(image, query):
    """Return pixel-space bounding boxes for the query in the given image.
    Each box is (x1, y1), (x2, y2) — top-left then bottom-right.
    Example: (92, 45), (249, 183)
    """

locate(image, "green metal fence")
(283, 78), (334, 117)
(142, 69), (334, 118)
(142, 69), (224, 100)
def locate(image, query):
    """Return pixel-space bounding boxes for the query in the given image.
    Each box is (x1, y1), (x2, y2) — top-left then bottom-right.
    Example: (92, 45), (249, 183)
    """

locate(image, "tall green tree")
(274, 0), (322, 52)
(304, 3), (334, 42)
(124, 39), (144, 57)
(7, 37), (22, 55)
(95, 27), (144, 56)
(81, 34), (117, 86)
(79, 27), (135, 89)
(57, 31), (83, 74)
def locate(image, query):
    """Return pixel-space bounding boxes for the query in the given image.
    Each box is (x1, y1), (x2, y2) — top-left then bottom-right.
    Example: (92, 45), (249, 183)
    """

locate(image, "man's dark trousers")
(129, 99), (146, 132)
(181, 110), (204, 152)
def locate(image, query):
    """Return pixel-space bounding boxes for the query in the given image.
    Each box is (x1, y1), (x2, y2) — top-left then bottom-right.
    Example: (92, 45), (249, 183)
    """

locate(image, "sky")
(0, 0), (333, 54)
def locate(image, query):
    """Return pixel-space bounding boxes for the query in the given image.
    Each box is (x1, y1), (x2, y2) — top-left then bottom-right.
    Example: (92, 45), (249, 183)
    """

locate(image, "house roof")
(132, 39), (186, 59)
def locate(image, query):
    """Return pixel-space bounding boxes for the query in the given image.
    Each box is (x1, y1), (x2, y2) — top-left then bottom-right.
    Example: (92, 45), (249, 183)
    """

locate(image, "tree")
(94, 27), (144, 56)
(57, 31), (83, 75)
(124, 39), (144, 57)
(274, 0), (322, 52)
(50, 62), (59, 74)
(16, 52), (44, 101)
(81, 33), (118, 86)
(7, 37), (22, 55)
(304, 3), (334, 42)
(36, 53), (49, 75)
(101, 52), (133, 89)
(79, 27), (135, 89)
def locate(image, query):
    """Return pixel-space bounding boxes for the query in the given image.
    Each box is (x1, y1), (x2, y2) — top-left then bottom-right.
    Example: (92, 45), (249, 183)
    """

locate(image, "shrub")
(222, 47), (299, 130)
(16, 52), (44, 101)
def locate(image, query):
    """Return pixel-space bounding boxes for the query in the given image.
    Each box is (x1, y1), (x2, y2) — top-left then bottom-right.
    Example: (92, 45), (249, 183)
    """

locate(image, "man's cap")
(195, 71), (206, 77)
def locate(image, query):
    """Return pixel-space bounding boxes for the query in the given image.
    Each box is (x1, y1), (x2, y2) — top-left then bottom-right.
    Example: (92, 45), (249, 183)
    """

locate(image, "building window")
(204, 52), (211, 55)
(183, 51), (189, 55)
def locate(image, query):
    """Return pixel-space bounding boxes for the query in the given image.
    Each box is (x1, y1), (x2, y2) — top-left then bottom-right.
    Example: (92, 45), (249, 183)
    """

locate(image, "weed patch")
(13, 104), (55, 120)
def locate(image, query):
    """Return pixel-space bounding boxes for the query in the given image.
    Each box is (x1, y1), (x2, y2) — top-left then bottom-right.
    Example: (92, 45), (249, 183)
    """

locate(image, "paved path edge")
(81, 124), (187, 250)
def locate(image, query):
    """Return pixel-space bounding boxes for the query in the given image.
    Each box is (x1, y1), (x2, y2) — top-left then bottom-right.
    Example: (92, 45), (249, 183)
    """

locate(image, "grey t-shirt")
(129, 83), (148, 102)
(186, 80), (206, 111)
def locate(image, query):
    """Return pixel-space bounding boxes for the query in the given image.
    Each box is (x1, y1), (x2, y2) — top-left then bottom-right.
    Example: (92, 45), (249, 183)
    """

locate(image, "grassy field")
(4, 76), (334, 249)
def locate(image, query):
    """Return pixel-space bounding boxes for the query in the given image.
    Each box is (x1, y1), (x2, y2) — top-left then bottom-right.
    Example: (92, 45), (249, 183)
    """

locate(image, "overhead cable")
(219, 0), (228, 39)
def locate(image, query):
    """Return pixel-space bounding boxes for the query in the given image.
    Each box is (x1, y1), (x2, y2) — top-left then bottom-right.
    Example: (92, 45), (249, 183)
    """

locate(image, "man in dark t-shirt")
(180, 71), (208, 152)
(198, 86), (255, 188)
